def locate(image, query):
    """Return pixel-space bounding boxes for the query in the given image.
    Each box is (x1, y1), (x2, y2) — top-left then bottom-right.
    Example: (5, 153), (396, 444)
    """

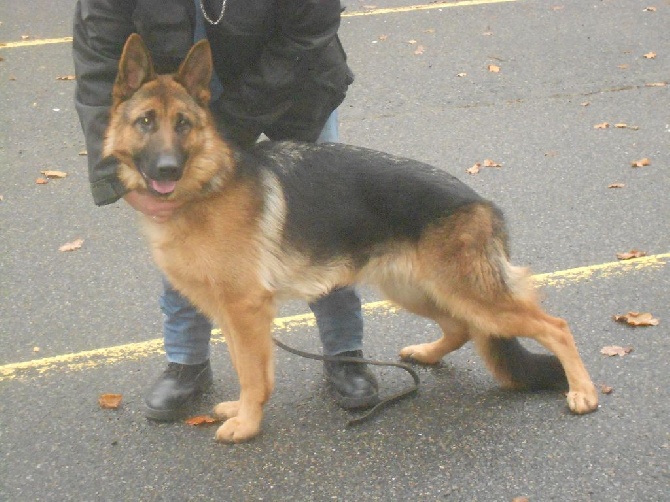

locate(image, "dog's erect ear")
(175, 40), (213, 105)
(113, 34), (156, 102)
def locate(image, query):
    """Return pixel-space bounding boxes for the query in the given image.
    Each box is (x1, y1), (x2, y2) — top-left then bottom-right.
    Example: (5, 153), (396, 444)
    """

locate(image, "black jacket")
(73, 0), (354, 205)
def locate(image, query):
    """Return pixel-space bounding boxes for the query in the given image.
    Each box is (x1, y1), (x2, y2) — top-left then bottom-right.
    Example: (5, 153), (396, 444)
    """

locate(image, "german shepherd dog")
(104, 34), (598, 443)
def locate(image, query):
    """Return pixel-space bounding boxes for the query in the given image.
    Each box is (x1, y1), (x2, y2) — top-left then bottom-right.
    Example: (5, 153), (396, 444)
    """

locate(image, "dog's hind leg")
(399, 313), (469, 365)
(378, 282), (469, 365)
(457, 297), (598, 414)
(211, 292), (276, 443)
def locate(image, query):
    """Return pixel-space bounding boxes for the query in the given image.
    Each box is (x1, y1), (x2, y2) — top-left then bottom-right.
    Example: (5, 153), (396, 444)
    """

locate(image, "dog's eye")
(135, 113), (155, 132)
(175, 115), (192, 134)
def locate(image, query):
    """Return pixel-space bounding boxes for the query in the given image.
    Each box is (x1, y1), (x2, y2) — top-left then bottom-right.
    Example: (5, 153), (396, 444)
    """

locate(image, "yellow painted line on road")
(0, 37), (73, 49)
(343, 0), (519, 17)
(1, 254), (666, 383)
(0, 0), (519, 49)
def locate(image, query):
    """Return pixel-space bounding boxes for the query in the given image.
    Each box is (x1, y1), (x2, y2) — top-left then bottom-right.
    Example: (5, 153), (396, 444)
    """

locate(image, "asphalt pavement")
(1, 0), (669, 500)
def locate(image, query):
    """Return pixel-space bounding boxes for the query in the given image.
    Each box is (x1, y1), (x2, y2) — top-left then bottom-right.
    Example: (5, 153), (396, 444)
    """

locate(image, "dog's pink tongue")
(151, 180), (177, 194)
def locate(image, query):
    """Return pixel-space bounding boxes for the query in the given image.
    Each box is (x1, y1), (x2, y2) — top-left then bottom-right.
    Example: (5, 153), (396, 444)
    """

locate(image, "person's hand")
(123, 190), (182, 223)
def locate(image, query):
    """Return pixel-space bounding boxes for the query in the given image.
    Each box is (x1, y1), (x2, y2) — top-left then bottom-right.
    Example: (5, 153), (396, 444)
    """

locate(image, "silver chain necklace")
(199, 0), (228, 25)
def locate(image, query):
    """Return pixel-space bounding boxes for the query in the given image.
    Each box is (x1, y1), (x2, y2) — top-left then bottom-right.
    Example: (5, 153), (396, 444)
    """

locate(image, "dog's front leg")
(212, 294), (276, 443)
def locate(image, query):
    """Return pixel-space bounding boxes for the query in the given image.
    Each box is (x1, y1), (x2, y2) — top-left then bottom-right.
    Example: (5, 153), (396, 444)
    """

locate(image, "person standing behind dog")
(73, 0), (380, 421)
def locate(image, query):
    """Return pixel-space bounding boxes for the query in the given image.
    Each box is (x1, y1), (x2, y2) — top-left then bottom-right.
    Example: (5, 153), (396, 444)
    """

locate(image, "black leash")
(272, 336), (421, 427)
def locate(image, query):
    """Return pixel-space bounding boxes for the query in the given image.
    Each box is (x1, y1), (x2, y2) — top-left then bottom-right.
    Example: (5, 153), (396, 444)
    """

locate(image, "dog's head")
(104, 34), (232, 199)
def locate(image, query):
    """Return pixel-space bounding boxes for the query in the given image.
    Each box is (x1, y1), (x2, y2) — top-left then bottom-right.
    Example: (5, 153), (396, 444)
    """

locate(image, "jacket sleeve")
(73, 0), (136, 205)
(210, 0), (352, 145)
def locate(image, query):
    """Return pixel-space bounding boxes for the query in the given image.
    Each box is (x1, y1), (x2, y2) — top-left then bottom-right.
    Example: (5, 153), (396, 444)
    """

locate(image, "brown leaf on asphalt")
(98, 393), (122, 409)
(466, 163), (482, 175)
(512, 497), (530, 502)
(59, 238), (84, 252)
(600, 384), (614, 394)
(40, 170), (67, 179)
(378, 34), (388, 41)
(185, 415), (222, 426)
(631, 158), (651, 167)
(414, 45), (425, 55)
(601, 345), (633, 357)
(643, 6), (657, 12)
(488, 64), (501, 73)
(56, 75), (76, 81)
(456, 72), (467, 77)
(616, 249), (647, 260)
(608, 183), (625, 189)
(614, 312), (659, 327)
(35, 177), (48, 185)
(594, 122), (610, 129)
(643, 52), (657, 59)
(79, 150), (88, 156)
(483, 159), (501, 167)
(645, 82), (667, 87)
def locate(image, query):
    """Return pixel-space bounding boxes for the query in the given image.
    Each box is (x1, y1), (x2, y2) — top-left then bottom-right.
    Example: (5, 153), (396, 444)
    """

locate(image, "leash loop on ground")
(272, 336), (421, 427)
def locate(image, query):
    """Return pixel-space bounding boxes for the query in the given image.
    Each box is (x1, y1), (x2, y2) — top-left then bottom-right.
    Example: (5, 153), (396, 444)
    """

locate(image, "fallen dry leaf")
(512, 497), (530, 502)
(488, 64), (501, 73)
(646, 82), (667, 87)
(594, 122), (610, 129)
(414, 45), (425, 55)
(456, 72), (467, 77)
(185, 415), (221, 426)
(614, 123), (627, 128)
(483, 159), (501, 167)
(617, 64), (629, 70)
(600, 384), (614, 394)
(33, 346), (40, 353)
(643, 6), (657, 12)
(601, 345), (633, 357)
(631, 158), (651, 167)
(35, 177), (48, 185)
(466, 163), (481, 175)
(608, 183), (625, 189)
(581, 101), (590, 106)
(407, 39), (417, 45)
(40, 170), (67, 179)
(56, 75), (76, 81)
(643, 52), (657, 59)
(79, 150), (88, 156)
(21, 35), (31, 41)
(59, 238), (84, 252)
(378, 34), (388, 41)
(614, 312), (659, 327)
(616, 249), (647, 260)
(98, 393), (122, 409)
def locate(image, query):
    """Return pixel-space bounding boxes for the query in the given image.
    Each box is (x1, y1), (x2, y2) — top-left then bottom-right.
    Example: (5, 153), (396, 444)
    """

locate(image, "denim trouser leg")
(160, 279), (212, 365)
(309, 110), (365, 355)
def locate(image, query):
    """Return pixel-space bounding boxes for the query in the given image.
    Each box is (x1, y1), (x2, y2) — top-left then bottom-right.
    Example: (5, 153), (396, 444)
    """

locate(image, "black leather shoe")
(144, 361), (213, 421)
(324, 350), (380, 410)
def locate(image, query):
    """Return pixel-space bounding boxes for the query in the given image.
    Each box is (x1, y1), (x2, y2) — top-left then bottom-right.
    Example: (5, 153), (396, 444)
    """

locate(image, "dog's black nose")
(155, 153), (182, 180)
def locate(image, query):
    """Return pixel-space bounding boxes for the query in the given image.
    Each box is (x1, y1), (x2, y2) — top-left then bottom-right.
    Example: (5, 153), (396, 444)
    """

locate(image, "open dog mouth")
(148, 178), (178, 195)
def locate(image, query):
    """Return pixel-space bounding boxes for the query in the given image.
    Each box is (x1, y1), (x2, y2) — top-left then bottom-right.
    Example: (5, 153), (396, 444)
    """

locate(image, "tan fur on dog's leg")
(212, 295), (276, 443)
(466, 301), (598, 414)
(400, 315), (469, 365)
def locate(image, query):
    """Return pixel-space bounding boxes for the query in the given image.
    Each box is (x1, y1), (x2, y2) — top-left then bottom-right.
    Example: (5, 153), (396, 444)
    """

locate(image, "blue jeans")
(162, 6), (363, 363)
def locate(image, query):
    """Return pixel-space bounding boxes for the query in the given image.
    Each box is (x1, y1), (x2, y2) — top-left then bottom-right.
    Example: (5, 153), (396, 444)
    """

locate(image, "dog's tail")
(475, 337), (568, 391)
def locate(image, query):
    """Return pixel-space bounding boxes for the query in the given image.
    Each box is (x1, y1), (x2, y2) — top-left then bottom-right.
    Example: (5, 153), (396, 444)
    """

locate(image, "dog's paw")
(566, 385), (599, 414)
(212, 400), (240, 419)
(215, 417), (261, 443)
(399, 344), (442, 365)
